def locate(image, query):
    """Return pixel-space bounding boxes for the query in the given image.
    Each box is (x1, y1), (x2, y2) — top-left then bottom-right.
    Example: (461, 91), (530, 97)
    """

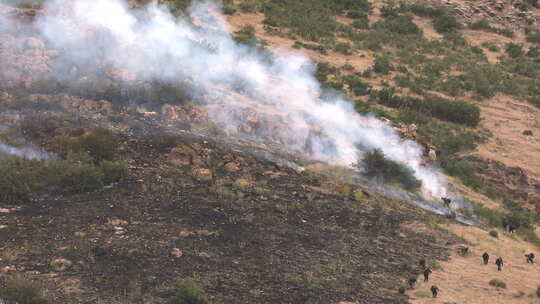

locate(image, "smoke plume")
(0, 140), (52, 160)
(0, 0), (454, 200)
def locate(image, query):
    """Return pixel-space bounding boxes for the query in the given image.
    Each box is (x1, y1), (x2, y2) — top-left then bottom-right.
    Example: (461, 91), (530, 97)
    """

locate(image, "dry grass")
(410, 223), (540, 304)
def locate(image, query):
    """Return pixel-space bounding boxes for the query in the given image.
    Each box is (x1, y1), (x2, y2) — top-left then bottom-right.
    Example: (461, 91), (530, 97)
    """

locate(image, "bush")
(506, 43), (525, 58)
(374, 14), (422, 35)
(433, 14), (462, 33)
(526, 29), (540, 44)
(471, 201), (504, 227)
(344, 75), (371, 96)
(167, 279), (208, 304)
(372, 89), (481, 127)
(408, 4), (445, 18)
(489, 230), (499, 238)
(56, 128), (119, 164)
(361, 149), (422, 191)
(56, 162), (104, 193)
(470, 18), (491, 30)
(537, 286), (540, 298)
(481, 41), (500, 52)
(489, 279), (507, 288)
(1, 276), (50, 304)
(352, 19), (370, 29)
(440, 157), (483, 190)
(527, 46), (540, 57)
(334, 42), (353, 55)
(372, 56), (393, 74)
(99, 161), (127, 184)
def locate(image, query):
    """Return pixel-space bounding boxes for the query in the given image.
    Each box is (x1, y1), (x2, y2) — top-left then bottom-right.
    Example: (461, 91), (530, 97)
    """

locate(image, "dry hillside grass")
(410, 223), (540, 303)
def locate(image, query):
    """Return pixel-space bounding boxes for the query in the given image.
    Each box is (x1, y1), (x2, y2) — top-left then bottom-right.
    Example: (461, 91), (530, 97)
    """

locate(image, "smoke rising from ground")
(0, 0), (453, 199)
(0, 140), (52, 160)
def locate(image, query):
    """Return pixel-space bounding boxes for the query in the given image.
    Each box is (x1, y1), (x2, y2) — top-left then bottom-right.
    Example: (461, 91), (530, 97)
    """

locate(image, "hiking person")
(495, 257), (504, 271)
(430, 285), (439, 298)
(482, 252), (489, 265)
(525, 253), (535, 264)
(423, 267), (432, 282)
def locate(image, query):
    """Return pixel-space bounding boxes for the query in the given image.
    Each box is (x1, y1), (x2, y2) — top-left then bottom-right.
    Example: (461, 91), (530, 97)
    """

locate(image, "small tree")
(433, 15), (461, 33)
(167, 279), (209, 304)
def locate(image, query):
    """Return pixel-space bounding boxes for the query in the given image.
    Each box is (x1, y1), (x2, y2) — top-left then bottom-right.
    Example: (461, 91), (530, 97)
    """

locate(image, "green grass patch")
(489, 279), (507, 288)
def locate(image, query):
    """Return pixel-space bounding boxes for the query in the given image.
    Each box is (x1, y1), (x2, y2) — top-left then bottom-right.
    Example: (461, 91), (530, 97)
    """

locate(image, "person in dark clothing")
(423, 267), (432, 282)
(419, 258), (426, 268)
(408, 277), (417, 289)
(482, 252), (490, 265)
(495, 257), (504, 271)
(441, 197), (451, 208)
(525, 253), (535, 264)
(430, 285), (439, 298)
(398, 286), (406, 295)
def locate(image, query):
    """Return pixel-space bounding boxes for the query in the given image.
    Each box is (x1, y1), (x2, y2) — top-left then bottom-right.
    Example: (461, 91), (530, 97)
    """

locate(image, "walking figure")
(495, 257), (504, 271)
(408, 277), (417, 289)
(430, 285), (439, 298)
(525, 253), (535, 264)
(482, 252), (489, 265)
(423, 267), (432, 282)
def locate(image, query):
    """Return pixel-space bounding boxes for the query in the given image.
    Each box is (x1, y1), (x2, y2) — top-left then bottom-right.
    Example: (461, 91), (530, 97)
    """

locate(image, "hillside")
(0, 0), (539, 303)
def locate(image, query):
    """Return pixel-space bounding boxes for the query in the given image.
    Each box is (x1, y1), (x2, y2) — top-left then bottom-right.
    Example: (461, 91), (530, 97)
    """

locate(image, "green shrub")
(372, 89), (481, 126)
(234, 25), (256, 45)
(372, 56), (393, 74)
(167, 279), (209, 304)
(505, 43), (525, 58)
(238, 0), (260, 13)
(440, 157), (483, 190)
(489, 230), (499, 238)
(222, 4), (236, 15)
(361, 149), (422, 190)
(56, 162), (104, 193)
(433, 14), (462, 33)
(99, 161), (127, 184)
(527, 46), (540, 57)
(526, 29), (540, 44)
(334, 42), (353, 55)
(408, 4), (445, 18)
(1, 276), (50, 304)
(346, 10), (367, 19)
(352, 19), (370, 29)
(0, 157), (43, 203)
(344, 75), (371, 96)
(528, 96), (540, 108)
(489, 279), (507, 289)
(470, 18), (491, 30)
(56, 128), (119, 164)
(374, 14), (422, 35)
(471, 201), (504, 227)
(481, 41), (500, 52)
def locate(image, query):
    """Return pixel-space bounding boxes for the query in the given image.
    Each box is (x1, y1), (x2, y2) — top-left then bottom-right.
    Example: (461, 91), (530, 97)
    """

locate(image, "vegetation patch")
(371, 88), (481, 127)
(489, 279), (507, 288)
(167, 279), (209, 304)
(0, 276), (50, 304)
(361, 149), (422, 191)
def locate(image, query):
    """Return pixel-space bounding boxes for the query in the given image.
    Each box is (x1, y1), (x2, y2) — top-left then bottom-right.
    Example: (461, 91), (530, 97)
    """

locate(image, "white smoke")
(0, 140), (52, 160)
(1, 0), (451, 198)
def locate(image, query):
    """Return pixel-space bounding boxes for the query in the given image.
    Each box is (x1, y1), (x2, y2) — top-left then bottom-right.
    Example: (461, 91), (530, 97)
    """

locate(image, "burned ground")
(0, 123), (459, 304)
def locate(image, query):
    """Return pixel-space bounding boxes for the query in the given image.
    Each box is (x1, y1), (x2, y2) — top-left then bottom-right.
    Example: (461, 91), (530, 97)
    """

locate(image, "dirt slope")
(410, 224), (540, 303)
